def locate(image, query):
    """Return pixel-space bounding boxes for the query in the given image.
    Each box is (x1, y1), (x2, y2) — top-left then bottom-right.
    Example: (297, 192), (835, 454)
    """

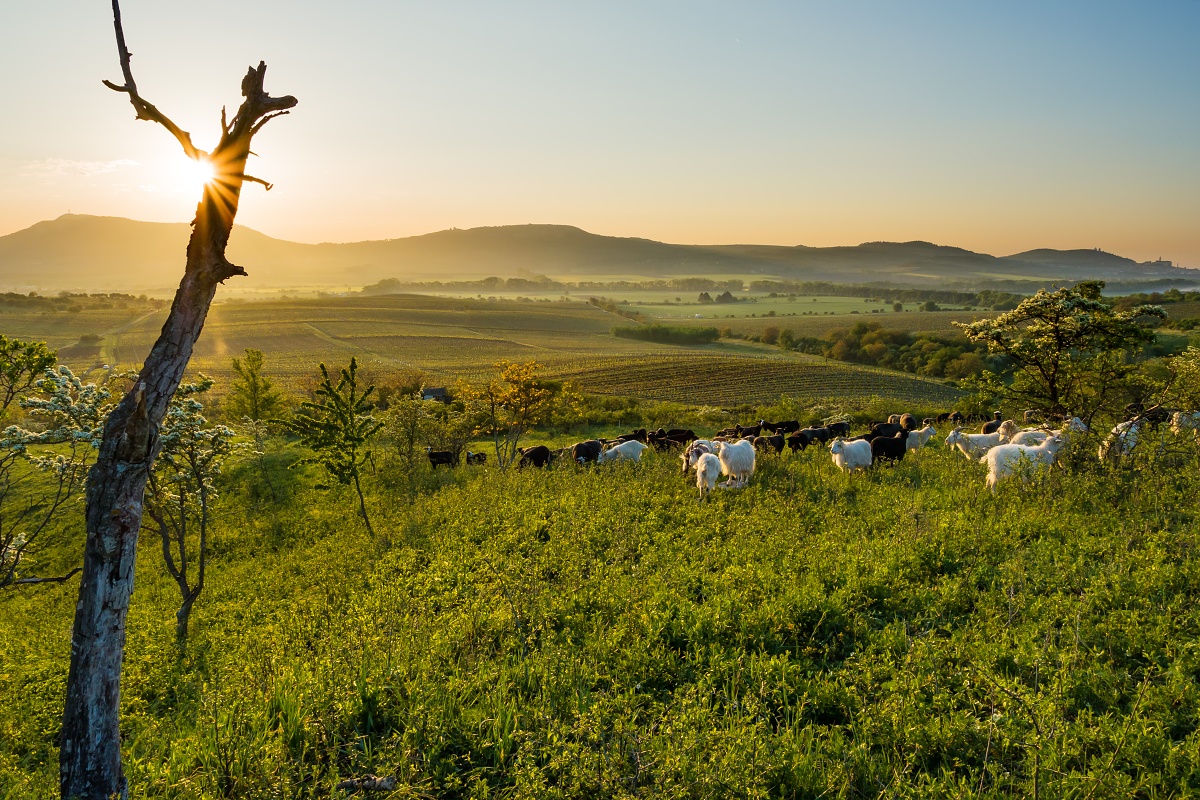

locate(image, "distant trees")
(781, 321), (994, 379)
(282, 357), (382, 536)
(957, 281), (1166, 420)
(143, 378), (238, 641)
(613, 324), (719, 345)
(227, 348), (284, 422)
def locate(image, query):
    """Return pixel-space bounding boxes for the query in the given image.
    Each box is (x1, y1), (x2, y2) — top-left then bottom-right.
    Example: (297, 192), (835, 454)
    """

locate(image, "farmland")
(0, 293), (965, 407)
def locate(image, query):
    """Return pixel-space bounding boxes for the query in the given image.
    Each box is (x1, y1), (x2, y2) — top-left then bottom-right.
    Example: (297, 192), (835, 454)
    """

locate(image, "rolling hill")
(0, 214), (1195, 293)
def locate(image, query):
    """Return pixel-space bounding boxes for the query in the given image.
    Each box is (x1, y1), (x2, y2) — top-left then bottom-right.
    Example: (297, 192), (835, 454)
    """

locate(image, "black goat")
(870, 433), (907, 465)
(827, 421), (851, 437)
(571, 440), (604, 463)
(517, 445), (554, 468)
(426, 447), (458, 469)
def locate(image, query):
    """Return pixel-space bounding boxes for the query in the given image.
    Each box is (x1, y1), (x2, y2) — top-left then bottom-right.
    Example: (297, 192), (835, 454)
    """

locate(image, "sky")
(2, 1), (1198, 265)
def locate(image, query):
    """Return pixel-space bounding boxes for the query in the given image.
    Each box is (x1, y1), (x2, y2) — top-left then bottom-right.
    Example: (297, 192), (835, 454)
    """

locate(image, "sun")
(173, 156), (216, 194)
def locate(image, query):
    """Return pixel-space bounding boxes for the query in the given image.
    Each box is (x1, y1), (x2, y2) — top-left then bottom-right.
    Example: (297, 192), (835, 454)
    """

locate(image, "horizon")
(8, 212), (1197, 268)
(3, 2), (1198, 267)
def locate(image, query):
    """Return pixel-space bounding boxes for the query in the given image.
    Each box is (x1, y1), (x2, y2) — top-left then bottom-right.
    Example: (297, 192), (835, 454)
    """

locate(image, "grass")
(3, 427), (1200, 798)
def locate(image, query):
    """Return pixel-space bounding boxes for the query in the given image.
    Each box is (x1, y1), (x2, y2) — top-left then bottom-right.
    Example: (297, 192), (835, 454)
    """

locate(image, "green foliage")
(957, 281), (1168, 419)
(281, 357), (382, 535)
(144, 377), (240, 641)
(227, 348), (284, 422)
(0, 366), (111, 587)
(0, 335), (56, 417)
(784, 321), (995, 380)
(458, 361), (558, 468)
(612, 324), (719, 345)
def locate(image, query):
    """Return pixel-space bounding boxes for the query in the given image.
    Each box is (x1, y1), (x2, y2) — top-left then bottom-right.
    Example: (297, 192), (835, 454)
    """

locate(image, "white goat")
(598, 440), (648, 464)
(829, 437), (872, 473)
(997, 420), (1020, 441)
(1100, 420), (1141, 460)
(679, 440), (715, 474)
(715, 439), (756, 488)
(1171, 411), (1200, 438)
(695, 453), (722, 500)
(905, 425), (937, 451)
(945, 427), (1006, 460)
(1010, 417), (1088, 447)
(985, 435), (1065, 493)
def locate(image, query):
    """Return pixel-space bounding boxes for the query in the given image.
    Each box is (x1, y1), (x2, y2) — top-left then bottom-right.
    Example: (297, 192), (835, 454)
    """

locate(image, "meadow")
(3, 420), (1199, 798)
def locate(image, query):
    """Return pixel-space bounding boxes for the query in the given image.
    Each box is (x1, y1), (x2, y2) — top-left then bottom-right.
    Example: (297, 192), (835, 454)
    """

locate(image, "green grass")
(3, 431), (1200, 798)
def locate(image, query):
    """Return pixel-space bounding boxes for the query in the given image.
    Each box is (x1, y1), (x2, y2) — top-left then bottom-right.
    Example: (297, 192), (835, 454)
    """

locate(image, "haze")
(2, 1), (1198, 266)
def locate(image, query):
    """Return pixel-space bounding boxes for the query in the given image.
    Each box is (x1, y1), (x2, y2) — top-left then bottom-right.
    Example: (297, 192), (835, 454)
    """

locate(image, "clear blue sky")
(2, 1), (1197, 265)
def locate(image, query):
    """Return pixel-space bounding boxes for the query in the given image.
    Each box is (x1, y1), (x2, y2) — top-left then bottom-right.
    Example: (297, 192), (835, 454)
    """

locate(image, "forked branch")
(101, 0), (204, 161)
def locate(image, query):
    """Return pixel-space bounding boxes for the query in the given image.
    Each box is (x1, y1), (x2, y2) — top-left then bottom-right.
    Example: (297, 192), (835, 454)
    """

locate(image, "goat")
(680, 440), (715, 473)
(695, 453), (722, 501)
(906, 424), (937, 451)
(425, 447), (458, 469)
(465, 451), (487, 465)
(945, 427), (1006, 460)
(985, 435), (1065, 493)
(715, 439), (756, 488)
(871, 433), (907, 465)
(829, 437), (872, 473)
(981, 412), (1004, 435)
(870, 422), (905, 439)
(753, 434), (785, 454)
(598, 440), (649, 464)
(571, 439), (605, 463)
(1100, 420), (1141, 460)
(517, 445), (554, 468)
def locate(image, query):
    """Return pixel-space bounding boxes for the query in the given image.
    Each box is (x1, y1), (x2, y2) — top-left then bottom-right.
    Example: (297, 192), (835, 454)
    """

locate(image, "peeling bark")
(59, 3), (295, 798)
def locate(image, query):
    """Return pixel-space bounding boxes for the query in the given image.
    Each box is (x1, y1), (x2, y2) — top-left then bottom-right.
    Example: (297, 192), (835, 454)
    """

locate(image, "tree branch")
(13, 567), (82, 586)
(103, 0), (205, 161)
(242, 174), (273, 191)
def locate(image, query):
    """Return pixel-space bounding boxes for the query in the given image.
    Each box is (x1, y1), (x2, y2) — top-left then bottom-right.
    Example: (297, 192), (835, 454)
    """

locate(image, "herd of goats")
(424, 406), (1200, 498)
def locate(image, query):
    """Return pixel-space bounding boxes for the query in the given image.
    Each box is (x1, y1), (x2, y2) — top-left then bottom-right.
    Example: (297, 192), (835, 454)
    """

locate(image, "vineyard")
(549, 353), (963, 406)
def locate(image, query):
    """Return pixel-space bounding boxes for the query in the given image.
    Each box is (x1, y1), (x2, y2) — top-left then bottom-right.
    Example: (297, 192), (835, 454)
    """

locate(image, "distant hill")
(0, 214), (1195, 293)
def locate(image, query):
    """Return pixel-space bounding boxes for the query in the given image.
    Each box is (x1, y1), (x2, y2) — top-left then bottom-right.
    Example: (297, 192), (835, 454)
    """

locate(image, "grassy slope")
(3, 436), (1199, 798)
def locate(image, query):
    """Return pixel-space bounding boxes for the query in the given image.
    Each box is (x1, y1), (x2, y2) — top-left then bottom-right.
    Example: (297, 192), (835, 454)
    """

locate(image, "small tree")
(282, 357), (382, 535)
(142, 377), (239, 641)
(0, 335), (56, 417)
(0, 366), (111, 588)
(956, 281), (1166, 421)
(459, 361), (555, 468)
(227, 348), (283, 422)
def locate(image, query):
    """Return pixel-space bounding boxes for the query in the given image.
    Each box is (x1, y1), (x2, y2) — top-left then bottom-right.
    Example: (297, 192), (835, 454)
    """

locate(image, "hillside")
(1, 214), (1196, 293)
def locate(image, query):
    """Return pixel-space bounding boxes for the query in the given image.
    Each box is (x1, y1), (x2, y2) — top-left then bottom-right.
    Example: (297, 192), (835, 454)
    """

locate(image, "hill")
(1, 214), (1196, 293)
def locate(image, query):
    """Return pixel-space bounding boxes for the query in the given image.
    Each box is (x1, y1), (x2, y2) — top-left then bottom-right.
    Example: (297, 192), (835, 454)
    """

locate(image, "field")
(3, 427), (1200, 797)
(0, 294), (964, 408)
(553, 354), (961, 407)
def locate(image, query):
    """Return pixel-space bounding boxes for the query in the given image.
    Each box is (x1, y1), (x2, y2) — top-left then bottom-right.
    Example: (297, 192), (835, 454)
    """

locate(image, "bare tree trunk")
(60, 4), (295, 798)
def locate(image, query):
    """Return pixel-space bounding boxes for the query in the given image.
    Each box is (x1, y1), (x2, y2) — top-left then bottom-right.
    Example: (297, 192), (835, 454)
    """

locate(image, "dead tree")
(59, 3), (296, 798)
